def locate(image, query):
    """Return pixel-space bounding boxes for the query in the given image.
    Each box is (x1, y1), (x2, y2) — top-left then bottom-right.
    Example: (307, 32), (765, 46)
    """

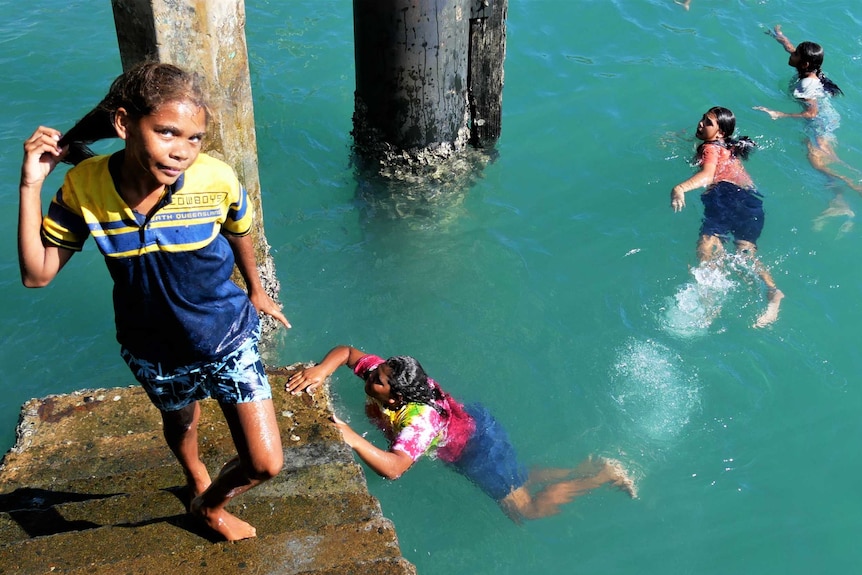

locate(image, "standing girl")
(286, 346), (636, 523)
(671, 106), (783, 328)
(18, 62), (289, 541)
(754, 25), (862, 228)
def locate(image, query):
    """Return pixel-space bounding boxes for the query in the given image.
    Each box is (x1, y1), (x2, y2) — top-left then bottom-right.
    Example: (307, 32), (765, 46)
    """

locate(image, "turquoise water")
(3, 0), (862, 572)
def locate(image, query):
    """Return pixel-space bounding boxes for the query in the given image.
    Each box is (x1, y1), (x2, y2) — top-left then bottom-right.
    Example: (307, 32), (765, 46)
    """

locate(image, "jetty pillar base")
(110, 0), (281, 337)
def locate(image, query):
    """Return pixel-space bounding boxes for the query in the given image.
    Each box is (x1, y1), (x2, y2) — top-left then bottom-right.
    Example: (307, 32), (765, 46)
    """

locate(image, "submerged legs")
(500, 457), (636, 522)
(734, 240), (783, 328)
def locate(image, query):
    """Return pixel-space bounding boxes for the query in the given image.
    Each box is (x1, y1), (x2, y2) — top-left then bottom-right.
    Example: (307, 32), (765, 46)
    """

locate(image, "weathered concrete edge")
(0, 365), (417, 574)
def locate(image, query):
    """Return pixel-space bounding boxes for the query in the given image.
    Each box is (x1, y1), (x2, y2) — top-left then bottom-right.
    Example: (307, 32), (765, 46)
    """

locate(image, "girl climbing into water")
(286, 346), (637, 523)
(671, 106), (783, 328)
(18, 62), (290, 541)
(754, 25), (861, 231)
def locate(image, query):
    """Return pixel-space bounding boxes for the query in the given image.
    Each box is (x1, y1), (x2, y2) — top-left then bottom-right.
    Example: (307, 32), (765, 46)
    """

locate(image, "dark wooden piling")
(352, 0), (472, 166)
(468, 0), (507, 148)
(352, 0), (507, 169)
(110, 0), (281, 335)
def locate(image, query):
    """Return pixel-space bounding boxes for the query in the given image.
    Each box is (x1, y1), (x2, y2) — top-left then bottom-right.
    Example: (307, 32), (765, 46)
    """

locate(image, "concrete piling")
(110, 0), (281, 335)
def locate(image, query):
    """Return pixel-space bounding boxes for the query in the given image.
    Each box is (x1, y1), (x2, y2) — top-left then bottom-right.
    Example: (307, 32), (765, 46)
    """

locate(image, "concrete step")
(0, 430), (173, 487)
(289, 558), (417, 575)
(0, 443), (371, 546)
(0, 486), (385, 546)
(72, 557), (417, 575)
(1, 384), (343, 490)
(0, 516), (409, 575)
(0, 437), (362, 503)
(10, 387), (162, 453)
(0, 366), (415, 575)
(5, 366), (323, 456)
(1, 420), (348, 492)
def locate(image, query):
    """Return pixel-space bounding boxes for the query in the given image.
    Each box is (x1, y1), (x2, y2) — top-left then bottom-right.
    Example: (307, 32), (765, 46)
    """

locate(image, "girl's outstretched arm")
(754, 97), (818, 120)
(670, 161), (716, 212)
(331, 415), (414, 480)
(766, 24), (795, 53)
(286, 345), (368, 394)
(226, 233), (291, 329)
(18, 126), (74, 287)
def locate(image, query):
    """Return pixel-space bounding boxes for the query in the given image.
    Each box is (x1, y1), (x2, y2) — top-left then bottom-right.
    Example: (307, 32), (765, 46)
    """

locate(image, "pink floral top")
(353, 354), (474, 463)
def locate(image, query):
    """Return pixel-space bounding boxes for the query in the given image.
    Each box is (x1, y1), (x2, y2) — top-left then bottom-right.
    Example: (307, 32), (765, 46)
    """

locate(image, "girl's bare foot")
(754, 288), (783, 328)
(814, 197), (855, 231)
(190, 496), (257, 541)
(595, 458), (638, 498)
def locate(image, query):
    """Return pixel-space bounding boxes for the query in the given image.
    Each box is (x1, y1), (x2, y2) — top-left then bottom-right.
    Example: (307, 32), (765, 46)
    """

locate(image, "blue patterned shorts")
(121, 333), (272, 412)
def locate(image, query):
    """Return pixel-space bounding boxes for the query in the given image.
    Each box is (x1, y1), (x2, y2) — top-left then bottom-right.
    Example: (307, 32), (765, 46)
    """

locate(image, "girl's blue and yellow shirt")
(42, 152), (259, 368)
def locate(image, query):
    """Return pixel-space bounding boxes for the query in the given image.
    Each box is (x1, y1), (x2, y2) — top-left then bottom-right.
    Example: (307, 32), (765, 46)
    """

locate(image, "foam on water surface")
(610, 338), (701, 446)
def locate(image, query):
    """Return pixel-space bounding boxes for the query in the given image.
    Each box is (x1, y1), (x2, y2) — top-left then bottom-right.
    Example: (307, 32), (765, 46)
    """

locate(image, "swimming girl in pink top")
(286, 345), (636, 522)
(671, 106), (783, 328)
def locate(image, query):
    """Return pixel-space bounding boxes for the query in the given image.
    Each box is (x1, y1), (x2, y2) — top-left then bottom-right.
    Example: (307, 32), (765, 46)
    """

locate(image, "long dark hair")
(384, 356), (449, 418)
(697, 106), (756, 161)
(794, 41), (843, 96)
(59, 61), (208, 165)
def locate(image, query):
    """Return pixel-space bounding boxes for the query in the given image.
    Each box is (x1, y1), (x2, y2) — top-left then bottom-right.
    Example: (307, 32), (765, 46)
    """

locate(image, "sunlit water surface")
(2, 1), (862, 573)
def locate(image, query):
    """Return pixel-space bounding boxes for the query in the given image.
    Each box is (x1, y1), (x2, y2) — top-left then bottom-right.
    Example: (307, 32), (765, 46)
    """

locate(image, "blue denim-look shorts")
(700, 181), (765, 245)
(448, 403), (529, 501)
(121, 332), (271, 412)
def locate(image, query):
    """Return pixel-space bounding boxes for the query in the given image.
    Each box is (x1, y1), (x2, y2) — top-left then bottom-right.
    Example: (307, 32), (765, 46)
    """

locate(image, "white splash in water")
(660, 263), (737, 338)
(610, 338), (701, 444)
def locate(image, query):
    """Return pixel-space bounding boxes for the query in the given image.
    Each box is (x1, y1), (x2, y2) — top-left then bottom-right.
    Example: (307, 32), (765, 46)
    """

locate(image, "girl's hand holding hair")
(21, 126), (66, 189)
(19, 126), (73, 288)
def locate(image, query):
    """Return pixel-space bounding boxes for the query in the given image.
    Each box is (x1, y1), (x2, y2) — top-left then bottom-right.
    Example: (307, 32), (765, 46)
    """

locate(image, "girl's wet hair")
(384, 356), (449, 417)
(59, 61), (208, 165)
(698, 106), (756, 161)
(795, 41), (843, 96)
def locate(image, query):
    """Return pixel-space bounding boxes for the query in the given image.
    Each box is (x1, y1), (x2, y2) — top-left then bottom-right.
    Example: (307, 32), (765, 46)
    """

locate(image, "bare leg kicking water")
(813, 193), (855, 225)
(501, 457), (636, 521)
(809, 140), (862, 194)
(734, 240), (784, 328)
(696, 234), (725, 266)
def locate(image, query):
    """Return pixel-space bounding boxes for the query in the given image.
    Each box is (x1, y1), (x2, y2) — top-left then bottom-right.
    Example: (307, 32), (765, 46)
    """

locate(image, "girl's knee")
(499, 486), (533, 521)
(735, 240), (757, 255)
(243, 448), (283, 481)
(161, 403), (199, 436)
(697, 235), (723, 260)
